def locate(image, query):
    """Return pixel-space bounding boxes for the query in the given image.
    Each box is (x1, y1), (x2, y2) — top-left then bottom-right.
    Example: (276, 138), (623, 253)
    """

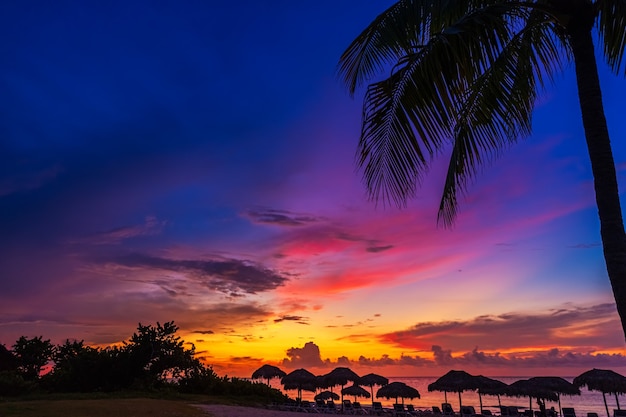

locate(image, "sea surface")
(268, 377), (623, 417)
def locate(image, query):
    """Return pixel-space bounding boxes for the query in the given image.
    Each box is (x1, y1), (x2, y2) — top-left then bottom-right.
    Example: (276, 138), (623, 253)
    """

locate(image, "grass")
(0, 398), (212, 417)
(0, 391), (281, 416)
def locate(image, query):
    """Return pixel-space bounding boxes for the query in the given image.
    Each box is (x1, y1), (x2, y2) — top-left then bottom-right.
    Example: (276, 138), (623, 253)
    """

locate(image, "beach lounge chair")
(461, 406), (476, 417)
(443, 403), (455, 416)
(501, 406), (511, 416)
(482, 410), (493, 416)
(353, 402), (367, 415)
(344, 400), (355, 414)
(433, 406), (443, 414)
(299, 401), (317, 413)
(394, 403), (408, 416)
(614, 410), (626, 417)
(315, 399), (328, 412)
(588, 413), (599, 417)
(327, 400), (338, 413)
(372, 402), (385, 416)
(508, 406), (521, 417)
(406, 404), (419, 416)
(562, 408), (576, 417)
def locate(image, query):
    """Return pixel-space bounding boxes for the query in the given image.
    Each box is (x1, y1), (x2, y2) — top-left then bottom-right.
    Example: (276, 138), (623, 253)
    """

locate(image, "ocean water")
(269, 377), (623, 417)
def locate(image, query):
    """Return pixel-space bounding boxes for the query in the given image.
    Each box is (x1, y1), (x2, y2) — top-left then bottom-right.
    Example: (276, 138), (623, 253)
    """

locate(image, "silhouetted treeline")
(0, 321), (287, 401)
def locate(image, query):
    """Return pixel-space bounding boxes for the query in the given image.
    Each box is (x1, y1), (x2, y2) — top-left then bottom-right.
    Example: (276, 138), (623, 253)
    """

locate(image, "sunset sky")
(2, 1), (626, 379)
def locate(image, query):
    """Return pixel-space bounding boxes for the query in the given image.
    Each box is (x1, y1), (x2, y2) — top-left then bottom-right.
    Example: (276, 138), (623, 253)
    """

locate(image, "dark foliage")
(0, 320), (288, 402)
(12, 336), (54, 381)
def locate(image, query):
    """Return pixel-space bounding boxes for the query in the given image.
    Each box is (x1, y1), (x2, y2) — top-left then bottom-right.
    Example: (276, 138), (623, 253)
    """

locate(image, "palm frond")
(597, 0), (626, 74)
(357, 3), (521, 208)
(338, 0), (503, 95)
(438, 8), (567, 225)
(358, 57), (450, 206)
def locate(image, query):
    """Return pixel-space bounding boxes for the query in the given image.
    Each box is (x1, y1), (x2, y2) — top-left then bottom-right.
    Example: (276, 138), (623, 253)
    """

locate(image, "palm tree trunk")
(569, 20), (626, 341)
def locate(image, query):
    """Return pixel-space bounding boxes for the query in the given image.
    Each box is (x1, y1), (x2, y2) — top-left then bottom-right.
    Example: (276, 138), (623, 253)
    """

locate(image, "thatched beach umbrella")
(342, 384), (371, 402)
(358, 373), (389, 405)
(251, 364), (286, 386)
(526, 377), (580, 417)
(428, 370), (479, 410)
(281, 368), (317, 401)
(377, 381), (421, 405)
(507, 379), (559, 412)
(574, 369), (626, 417)
(323, 367), (360, 411)
(315, 390), (340, 401)
(475, 375), (509, 412)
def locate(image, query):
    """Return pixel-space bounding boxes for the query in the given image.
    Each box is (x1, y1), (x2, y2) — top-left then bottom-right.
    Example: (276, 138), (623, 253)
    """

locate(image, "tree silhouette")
(12, 336), (54, 380)
(339, 0), (626, 339)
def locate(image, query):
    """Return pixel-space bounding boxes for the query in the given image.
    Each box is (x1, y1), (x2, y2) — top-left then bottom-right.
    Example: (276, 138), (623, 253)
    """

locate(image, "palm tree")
(338, 0), (626, 339)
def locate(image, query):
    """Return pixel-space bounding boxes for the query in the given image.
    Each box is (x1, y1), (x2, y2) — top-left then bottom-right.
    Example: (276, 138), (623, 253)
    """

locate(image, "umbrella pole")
(498, 395), (502, 408)
(558, 394), (562, 417)
(529, 396), (532, 412)
(479, 393), (483, 413)
(616, 393), (621, 410)
(603, 393), (609, 417)
(459, 392), (462, 412)
(370, 386), (374, 406)
(445, 391), (448, 404)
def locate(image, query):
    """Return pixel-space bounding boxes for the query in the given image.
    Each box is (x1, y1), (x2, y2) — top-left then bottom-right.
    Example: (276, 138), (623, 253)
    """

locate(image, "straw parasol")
(475, 375), (509, 412)
(323, 367), (360, 411)
(507, 379), (559, 412)
(574, 369), (626, 417)
(342, 384), (371, 402)
(526, 377), (580, 417)
(358, 373), (389, 405)
(251, 364), (287, 386)
(315, 390), (340, 401)
(377, 381), (421, 405)
(428, 370), (479, 410)
(281, 368), (317, 401)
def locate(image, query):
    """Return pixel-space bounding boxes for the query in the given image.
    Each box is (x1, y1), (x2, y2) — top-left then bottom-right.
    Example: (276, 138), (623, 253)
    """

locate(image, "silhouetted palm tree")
(339, 1), (626, 339)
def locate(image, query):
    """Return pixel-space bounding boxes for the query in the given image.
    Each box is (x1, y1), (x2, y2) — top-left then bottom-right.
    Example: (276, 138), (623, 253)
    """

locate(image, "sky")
(1, 1), (626, 379)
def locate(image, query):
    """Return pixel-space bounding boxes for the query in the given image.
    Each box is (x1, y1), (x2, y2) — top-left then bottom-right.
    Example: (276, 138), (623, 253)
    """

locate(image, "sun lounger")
(588, 413), (599, 417)
(443, 403), (455, 416)
(353, 402), (367, 415)
(563, 408), (576, 417)
(406, 405), (419, 416)
(614, 410), (626, 417)
(371, 402), (386, 416)
(461, 406), (476, 417)
(433, 406), (443, 414)
(394, 403), (408, 416)
(315, 399), (328, 412)
(508, 406), (521, 417)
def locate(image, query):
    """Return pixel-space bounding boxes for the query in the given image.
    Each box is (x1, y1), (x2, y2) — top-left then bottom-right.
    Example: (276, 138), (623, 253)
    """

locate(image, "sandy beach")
(193, 404), (317, 417)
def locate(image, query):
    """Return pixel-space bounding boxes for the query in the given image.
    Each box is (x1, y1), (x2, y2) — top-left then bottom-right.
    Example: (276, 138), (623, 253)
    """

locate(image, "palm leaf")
(597, 0), (626, 74)
(439, 7), (567, 224)
(338, 0), (504, 95)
